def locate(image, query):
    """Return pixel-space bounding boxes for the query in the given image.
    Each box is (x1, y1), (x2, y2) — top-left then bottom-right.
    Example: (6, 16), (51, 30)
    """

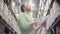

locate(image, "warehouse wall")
(37, 0), (60, 34)
(0, 0), (21, 34)
(38, 0), (60, 29)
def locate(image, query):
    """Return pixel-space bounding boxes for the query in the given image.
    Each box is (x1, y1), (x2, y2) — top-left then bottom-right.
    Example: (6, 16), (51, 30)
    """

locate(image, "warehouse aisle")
(0, 0), (60, 34)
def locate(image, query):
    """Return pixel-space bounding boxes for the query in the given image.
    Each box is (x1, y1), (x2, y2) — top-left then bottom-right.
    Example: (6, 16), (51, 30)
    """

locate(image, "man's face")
(24, 3), (31, 12)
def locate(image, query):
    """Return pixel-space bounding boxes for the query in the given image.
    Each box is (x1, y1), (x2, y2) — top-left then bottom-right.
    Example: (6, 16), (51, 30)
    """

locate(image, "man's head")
(21, 3), (31, 12)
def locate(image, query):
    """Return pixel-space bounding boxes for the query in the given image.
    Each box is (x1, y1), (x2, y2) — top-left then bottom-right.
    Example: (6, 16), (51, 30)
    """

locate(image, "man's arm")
(29, 21), (38, 27)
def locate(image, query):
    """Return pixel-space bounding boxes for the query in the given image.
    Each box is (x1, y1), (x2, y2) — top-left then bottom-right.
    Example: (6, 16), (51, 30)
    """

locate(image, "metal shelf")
(0, 16), (17, 34)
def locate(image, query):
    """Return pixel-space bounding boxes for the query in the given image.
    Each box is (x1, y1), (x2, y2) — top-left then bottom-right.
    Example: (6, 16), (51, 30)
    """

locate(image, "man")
(17, 3), (37, 34)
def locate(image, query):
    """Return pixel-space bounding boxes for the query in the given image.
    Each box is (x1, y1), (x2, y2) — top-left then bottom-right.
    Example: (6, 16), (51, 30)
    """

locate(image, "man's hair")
(21, 3), (25, 12)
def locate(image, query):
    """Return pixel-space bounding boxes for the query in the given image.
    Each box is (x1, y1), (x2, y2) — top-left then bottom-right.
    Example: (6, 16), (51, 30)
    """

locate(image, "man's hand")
(35, 25), (40, 31)
(29, 21), (37, 27)
(41, 22), (46, 27)
(35, 22), (46, 31)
